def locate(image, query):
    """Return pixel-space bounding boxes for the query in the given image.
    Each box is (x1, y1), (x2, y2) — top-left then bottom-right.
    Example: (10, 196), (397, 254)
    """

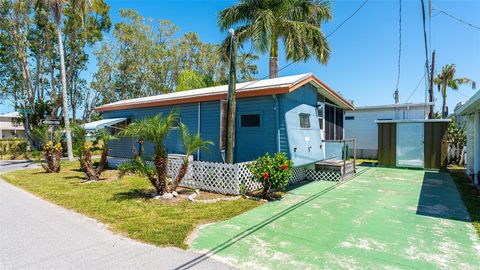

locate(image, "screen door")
(396, 122), (424, 168)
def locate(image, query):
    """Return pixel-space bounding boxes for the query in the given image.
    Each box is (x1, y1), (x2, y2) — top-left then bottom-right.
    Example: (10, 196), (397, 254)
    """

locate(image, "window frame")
(299, 113), (311, 129)
(239, 113), (262, 128)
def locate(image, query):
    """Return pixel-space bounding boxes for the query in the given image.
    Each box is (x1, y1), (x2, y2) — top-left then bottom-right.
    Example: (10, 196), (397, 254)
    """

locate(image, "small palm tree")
(435, 64), (476, 118)
(170, 123), (213, 192)
(118, 112), (178, 195)
(72, 125), (117, 181)
(218, 0), (332, 78)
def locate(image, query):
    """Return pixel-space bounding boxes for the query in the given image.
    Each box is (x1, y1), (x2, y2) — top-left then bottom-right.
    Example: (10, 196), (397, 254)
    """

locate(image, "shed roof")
(0, 112), (21, 118)
(457, 90), (480, 115)
(352, 102), (433, 111)
(95, 73), (354, 112)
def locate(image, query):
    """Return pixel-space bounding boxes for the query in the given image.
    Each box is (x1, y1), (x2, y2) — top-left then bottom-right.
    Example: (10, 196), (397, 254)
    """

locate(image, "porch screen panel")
(335, 108), (344, 140)
(325, 104), (335, 140)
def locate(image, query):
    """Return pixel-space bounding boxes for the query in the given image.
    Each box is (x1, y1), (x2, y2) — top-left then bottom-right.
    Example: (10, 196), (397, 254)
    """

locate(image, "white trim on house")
(375, 119), (451, 124)
(354, 102), (434, 111)
(458, 91), (480, 185)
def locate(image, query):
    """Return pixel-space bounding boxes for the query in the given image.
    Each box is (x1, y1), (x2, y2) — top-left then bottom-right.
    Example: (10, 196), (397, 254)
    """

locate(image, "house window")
(299, 113), (311, 129)
(345, 116), (354, 120)
(240, 114), (260, 127)
(317, 103), (324, 130)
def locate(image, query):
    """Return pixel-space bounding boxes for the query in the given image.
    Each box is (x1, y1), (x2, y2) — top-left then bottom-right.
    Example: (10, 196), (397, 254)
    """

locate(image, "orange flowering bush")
(247, 153), (293, 199)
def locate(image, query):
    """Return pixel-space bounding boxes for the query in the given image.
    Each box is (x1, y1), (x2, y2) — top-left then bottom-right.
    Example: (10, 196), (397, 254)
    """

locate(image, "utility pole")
(226, 29), (236, 164)
(428, 50), (435, 119)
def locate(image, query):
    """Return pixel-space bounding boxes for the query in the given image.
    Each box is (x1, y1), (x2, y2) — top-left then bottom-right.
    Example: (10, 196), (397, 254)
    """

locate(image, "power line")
(405, 74), (426, 103)
(433, 6), (480, 31)
(234, 0), (369, 92)
(325, 0), (369, 39)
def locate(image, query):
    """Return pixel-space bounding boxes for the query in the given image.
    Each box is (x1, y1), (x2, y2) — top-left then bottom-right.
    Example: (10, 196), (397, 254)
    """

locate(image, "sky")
(1, 0), (479, 115)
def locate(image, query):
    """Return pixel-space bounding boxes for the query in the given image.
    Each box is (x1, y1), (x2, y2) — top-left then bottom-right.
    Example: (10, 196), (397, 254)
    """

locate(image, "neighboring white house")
(0, 112), (25, 139)
(457, 91), (480, 186)
(344, 102), (433, 159)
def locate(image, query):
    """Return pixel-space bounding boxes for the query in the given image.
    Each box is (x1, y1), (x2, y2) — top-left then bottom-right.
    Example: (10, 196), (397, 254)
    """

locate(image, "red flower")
(282, 164), (288, 171)
(262, 172), (269, 180)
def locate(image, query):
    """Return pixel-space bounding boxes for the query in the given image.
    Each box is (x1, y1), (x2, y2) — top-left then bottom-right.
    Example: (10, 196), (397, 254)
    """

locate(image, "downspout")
(273, 95), (280, 153)
(197, 102), (201, 160)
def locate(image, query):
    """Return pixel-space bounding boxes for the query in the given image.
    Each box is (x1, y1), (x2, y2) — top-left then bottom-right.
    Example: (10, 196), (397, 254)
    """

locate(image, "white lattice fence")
(237, 162), (262, 193)
(304, 169), (341, 182)
(182, 161), (239, 195)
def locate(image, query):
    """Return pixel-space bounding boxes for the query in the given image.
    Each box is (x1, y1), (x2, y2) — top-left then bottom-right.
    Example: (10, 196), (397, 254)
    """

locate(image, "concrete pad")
(191, 167), (480, 269)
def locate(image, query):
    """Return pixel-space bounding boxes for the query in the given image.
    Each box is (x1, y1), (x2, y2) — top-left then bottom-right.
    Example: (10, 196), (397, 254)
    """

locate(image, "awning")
(83, 118), (127, 131)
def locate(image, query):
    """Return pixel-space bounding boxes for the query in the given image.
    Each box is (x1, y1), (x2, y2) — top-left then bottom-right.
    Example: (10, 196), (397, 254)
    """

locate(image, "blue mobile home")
(94, 73), (353, 166)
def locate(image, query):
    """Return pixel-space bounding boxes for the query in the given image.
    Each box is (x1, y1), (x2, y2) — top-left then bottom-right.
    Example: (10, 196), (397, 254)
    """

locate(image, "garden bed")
(1, 162), (260, 248)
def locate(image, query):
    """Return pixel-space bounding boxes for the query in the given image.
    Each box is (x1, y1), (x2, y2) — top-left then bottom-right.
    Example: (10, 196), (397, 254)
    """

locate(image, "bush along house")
(93, 73), (354, 170)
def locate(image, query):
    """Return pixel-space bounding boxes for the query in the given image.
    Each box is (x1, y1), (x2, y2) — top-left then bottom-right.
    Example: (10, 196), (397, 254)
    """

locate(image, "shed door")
(396, 123), (424, 168)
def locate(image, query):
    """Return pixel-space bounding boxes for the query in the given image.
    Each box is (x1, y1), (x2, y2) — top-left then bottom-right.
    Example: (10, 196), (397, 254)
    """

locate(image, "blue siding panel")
(235, 96), (277, 162)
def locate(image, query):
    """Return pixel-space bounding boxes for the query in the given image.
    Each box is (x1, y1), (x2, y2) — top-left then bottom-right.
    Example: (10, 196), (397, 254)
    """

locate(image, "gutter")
(273, 94), (281, 153)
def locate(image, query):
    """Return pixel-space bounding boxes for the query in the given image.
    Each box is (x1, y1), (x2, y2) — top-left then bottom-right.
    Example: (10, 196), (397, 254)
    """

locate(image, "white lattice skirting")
(108, 156), (345, 195)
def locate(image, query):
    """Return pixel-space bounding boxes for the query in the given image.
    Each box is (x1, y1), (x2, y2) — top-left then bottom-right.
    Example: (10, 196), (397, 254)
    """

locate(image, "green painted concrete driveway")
(191, 167), (480, 269)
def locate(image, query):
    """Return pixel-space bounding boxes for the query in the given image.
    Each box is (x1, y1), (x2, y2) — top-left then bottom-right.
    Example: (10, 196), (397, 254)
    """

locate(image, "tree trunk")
(269, 37), (278, 79)
(56, 23), (74, 161)
(171, 159), (189, 192)
(96, 148), (109, 176)
(79, 149), (99, 181)
(154, 150), (168, 195)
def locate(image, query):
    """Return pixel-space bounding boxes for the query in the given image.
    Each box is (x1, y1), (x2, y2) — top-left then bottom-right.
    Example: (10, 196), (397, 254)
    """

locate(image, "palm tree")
(71, 125), (117, 181)
(44, 0), (73, 161)
(119, 112), (178, 195)
(218, 0), (332, 78)
(435, 64), (476, 118)
(170, 123), (213, 192)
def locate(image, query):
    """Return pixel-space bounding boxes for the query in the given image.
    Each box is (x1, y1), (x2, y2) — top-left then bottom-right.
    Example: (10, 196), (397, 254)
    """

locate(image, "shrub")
(42, 141), (62, 173)
(247, 153), (293, 198)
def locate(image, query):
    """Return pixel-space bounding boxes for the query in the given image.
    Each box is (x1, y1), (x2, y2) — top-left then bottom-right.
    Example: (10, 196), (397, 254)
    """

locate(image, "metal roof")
(457, 90), (480, 115)
(83, 118), (127, 131)
(0, 112), (21, 118)
(353, 102), (434, 111)
(95, 73), (354, 112)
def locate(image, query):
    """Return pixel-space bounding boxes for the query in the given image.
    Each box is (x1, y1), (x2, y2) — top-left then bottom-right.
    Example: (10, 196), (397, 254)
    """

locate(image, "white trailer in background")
(344, 102), (433, 159)
(457, 91), (480, 186)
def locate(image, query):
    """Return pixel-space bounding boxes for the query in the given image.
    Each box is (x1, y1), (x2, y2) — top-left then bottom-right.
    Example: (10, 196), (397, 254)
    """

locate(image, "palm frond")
(117, 156), (155, 180)
(178, 123), (214, 157)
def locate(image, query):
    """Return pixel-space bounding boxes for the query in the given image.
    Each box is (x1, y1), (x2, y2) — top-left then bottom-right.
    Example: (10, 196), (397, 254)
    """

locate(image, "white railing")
(108, 155), (348, 195)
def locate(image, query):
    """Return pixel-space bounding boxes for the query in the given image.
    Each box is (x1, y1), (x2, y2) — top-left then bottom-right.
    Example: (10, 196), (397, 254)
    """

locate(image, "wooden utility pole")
(428, 50), (435, 119)
(226, 29), (236, 164)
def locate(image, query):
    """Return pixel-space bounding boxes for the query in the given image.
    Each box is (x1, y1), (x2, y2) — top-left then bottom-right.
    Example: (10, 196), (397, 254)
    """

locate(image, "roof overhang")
(375, 119), (451, 124)
(83, 118), (127, 131)
(94, 74), (354, 112)
(457, 90), (480, 115)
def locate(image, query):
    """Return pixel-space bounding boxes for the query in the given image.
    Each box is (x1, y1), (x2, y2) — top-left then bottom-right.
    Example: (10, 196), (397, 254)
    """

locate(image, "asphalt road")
(0, 160), (233, 270)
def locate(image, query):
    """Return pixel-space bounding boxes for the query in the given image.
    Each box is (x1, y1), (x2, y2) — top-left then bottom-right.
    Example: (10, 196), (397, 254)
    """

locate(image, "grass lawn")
(448, 165), (480, 236)
(1, 162), (260, 248)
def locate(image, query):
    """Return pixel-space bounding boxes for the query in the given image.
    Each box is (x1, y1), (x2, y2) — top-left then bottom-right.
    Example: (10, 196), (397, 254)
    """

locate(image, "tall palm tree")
(119, 112), (178, 195)
(44, 0), (73, 161)
(218, 0), (332, 78)
(170, 123), (213, 192)
(435, 64), (476, 118)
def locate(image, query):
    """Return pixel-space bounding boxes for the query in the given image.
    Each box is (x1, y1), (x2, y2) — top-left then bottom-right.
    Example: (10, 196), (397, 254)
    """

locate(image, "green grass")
(1, 162), (260, 248)
(448, 165), (480, 236)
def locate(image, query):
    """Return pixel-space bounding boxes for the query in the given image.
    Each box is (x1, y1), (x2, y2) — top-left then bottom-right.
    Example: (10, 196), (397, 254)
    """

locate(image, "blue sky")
(1, 0), (479, 114)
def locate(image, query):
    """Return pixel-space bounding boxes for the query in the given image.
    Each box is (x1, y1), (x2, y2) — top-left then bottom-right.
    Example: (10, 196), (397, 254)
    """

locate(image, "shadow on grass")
(110, 189), (152, 202)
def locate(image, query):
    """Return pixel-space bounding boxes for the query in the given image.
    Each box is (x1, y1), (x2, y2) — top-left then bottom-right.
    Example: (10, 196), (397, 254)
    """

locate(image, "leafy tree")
(176, 69), (207, 91)
(435, 64), (476, 118)
(90, 9), (258, 108)
(118, 112), (178, 195)
(218, 0), (332, 78)
(72, 125), (117, 181)
(170, 123), (213, 192)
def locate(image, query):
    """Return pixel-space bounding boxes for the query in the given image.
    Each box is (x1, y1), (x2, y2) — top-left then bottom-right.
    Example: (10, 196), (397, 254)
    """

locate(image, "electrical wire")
(233, 0), (370, 92)
(404, 74), (426, 103)
(433, 6), (480, 31)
